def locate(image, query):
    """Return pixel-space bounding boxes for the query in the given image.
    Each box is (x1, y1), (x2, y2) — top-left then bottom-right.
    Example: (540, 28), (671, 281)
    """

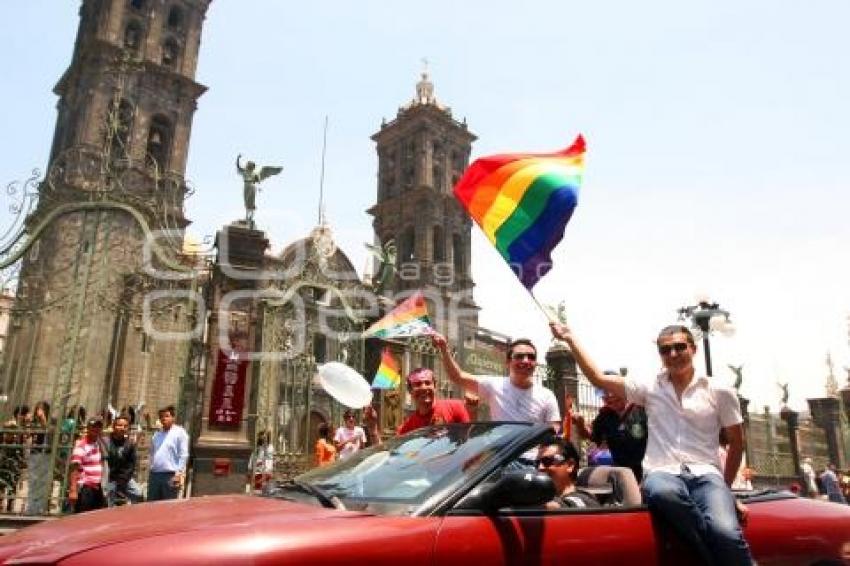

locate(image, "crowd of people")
(1, 404), (189, 515)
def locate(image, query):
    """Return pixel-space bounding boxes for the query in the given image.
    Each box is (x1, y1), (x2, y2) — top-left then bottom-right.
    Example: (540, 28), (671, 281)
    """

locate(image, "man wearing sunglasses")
(537, 437), (600, 509)
(550, 322), (752, 566)
(431, 332), (560, 427)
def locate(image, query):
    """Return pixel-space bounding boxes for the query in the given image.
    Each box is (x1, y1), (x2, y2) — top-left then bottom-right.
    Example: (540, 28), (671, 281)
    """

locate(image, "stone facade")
(3, 0), (210, 420)
(368, 72), (479, 347)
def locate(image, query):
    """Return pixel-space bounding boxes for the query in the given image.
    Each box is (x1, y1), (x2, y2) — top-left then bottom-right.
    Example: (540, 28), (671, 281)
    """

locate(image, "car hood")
(0, 495), (366, 564)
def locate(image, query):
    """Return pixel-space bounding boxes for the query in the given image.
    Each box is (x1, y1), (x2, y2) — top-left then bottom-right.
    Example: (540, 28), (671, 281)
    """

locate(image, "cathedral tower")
(3, 0), (211, 417)
(368, 71), (479, 343)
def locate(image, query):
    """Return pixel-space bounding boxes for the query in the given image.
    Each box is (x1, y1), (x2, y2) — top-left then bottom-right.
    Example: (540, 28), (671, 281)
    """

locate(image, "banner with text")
(209, 349), (249, 427)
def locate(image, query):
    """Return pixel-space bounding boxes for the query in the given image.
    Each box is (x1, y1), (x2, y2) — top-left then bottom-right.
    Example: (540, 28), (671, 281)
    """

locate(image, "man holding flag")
(431, 333), (560, 427)
(365, 367), (469, 444)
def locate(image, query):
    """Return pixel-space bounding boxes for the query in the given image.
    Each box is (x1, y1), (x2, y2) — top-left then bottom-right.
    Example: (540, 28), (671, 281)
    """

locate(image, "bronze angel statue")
(778, 382), (789, 406)
(365, 238), (397, 297)
(236, 154), (283, 226)
(727, 364), (744, 391)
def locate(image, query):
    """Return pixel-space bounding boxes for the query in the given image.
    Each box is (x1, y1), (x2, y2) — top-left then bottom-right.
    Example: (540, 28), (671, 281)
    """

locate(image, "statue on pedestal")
(236, 154), (282, 227)
(365, 238), (397, 297)
(728, 364), (744, 391)
(778, 382), (789, 406)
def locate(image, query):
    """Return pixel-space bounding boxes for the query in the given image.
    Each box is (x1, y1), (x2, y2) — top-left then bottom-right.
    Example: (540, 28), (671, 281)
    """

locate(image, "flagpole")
(528, 291), (556, 324)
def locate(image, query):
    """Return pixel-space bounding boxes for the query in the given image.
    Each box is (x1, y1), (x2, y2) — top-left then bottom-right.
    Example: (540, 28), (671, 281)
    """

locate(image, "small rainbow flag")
(453, 135), (585, 290)
(363, 291), (433, 339)
(372, 348), (401, 389)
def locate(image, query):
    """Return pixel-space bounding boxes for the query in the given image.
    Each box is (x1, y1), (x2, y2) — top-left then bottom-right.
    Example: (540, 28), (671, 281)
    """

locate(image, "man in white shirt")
(551, 322), (752, 566)
(432, 333), (560, 427)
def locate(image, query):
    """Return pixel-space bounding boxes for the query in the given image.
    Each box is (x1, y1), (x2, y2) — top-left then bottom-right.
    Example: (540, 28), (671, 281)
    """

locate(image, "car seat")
(576, 465), (642, 506)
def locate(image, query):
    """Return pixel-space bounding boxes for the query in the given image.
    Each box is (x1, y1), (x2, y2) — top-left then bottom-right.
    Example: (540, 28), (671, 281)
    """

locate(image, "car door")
(434, 506), (662, 565)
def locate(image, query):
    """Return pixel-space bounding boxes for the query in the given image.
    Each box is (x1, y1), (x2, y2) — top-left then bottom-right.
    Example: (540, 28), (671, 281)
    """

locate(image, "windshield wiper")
(288, 479), (346, 510)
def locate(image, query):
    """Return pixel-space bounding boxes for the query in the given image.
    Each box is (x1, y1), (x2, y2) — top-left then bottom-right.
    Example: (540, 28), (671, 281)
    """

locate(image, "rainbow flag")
(372, 348), (401, 389)
(453, 135), (585, 290)
(363, 291), (433, 338)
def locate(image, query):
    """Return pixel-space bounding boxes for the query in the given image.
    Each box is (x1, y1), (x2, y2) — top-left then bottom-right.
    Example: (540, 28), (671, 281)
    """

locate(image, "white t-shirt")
(477, 376), (561, 424)
(625, 371), (742, 477)
(334, 426), (366, 460)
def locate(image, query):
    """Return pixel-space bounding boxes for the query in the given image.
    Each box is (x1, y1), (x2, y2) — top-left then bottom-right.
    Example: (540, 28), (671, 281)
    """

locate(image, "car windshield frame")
(282, 422), (544, 516)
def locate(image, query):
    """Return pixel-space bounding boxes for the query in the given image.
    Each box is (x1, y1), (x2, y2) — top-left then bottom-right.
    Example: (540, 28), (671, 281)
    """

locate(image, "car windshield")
(286, 422), (530, 515)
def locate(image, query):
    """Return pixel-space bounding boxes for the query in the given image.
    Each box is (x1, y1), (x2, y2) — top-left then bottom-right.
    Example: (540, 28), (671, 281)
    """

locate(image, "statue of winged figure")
(727, 364), (744, 391)
(365, 238), (397, 296)
(236, 154), (283, 227)
(778, 382), (789, 406)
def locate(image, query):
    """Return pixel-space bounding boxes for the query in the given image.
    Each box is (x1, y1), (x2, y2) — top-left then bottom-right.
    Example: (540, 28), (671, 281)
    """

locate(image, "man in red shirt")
(69, 416), (106, 513)
(366, 368), (469, 443)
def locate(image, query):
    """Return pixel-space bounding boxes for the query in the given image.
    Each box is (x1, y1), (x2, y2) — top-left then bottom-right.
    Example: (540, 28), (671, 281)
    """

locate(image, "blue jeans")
(147, 472), (180, 501)
(641, 469), (753, 566)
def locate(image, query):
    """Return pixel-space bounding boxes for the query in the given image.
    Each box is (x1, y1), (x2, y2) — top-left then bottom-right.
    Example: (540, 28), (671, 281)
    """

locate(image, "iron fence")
(0, 421), (155, 516)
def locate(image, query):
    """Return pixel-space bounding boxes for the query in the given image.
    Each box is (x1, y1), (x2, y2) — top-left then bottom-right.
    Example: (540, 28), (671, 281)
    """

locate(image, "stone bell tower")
(368, 70), (479, 344)
(3, 0), (211, 418)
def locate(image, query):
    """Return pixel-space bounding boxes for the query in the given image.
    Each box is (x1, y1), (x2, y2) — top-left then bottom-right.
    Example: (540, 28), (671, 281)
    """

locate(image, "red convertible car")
(1, 422), (849, 565)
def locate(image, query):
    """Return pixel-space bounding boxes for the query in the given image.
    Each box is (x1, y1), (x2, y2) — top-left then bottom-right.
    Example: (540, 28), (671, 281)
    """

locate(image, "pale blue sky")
(2, 1), (849, 411)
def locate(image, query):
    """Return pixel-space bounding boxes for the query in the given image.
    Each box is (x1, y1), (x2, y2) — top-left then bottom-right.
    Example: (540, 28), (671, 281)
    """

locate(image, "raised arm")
(431, 332), (480, 394)
(549, 322), (626, 399)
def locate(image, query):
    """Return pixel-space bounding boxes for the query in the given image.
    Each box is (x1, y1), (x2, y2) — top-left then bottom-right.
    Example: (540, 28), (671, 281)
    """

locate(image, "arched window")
(161, 37), (181, 68)
(432, 226), (445, 262)
(108, 99), (134, 161)
(453, 234), (465, 272)
(400, 227), (415, 264)
(313, 333), (327, 364)
(146, 115), (172, 172)
(129, 0), (146, 11)
(167, 6), (184, 31)
(123, 20), (143, 53)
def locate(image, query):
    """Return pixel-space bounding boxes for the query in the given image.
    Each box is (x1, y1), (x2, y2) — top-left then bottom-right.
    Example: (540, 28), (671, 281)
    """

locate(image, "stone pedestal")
(192, 223), (269, 496)
(738, 395), (752, 465)
(807, 397), (845, 469)
(779, 406), (802, 488)
(546, 344), (578, 441)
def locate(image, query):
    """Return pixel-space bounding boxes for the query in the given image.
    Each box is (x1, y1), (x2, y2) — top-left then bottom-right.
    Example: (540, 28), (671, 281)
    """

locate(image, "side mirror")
(477, 471), (556, 511)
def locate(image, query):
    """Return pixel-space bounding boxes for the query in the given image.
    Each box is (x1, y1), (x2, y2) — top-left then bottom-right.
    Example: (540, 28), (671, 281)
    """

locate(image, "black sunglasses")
(511, 352), (537, 362)
(658, 342), (689, 356)
(535, 454), (566, 468)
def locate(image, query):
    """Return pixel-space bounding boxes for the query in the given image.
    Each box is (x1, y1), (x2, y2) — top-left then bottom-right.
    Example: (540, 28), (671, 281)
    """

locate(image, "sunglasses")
(511, 352), (537, 362)
(658, 342), (689, 356)
(535, 454), (566, 468)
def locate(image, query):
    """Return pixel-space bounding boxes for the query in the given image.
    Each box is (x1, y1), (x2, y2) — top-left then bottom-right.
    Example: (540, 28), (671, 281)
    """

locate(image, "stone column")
(738, 395), (752, 465)
(545, 343), (577, 438)
(192, 222), (269, 496)
(779, 406), (802, 488)
(807, 397), (845, 469)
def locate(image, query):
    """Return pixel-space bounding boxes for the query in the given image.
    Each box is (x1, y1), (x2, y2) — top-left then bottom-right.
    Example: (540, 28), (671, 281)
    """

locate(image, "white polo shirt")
(477, 376), (561, 424)
(624, 371), (742, 477)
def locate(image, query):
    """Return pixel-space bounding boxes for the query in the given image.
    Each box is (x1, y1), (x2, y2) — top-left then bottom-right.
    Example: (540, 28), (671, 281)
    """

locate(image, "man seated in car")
(537, 437), (600, 509)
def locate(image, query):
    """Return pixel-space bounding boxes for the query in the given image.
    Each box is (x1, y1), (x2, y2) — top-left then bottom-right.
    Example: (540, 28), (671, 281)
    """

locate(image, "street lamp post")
(677, 298), (735, 377)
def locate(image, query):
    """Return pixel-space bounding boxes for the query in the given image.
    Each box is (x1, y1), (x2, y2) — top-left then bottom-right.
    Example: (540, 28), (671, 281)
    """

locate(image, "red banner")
(209, 349), (249, 427)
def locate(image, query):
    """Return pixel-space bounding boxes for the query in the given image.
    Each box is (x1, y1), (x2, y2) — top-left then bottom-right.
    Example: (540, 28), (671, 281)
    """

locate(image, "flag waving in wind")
(372, 348), (401, 389)
(453, 135), (585, 290)
(363, 291), (433, 339)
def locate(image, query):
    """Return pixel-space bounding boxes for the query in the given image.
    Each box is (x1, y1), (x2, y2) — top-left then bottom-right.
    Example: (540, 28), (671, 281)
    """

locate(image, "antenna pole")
(318, 115), (329, 224)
